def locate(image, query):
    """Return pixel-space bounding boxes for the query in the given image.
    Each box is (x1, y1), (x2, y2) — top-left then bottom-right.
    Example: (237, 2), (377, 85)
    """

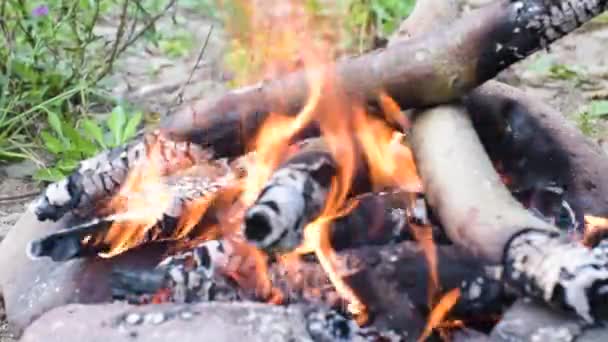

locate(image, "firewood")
(33, 0), (608, 224)
(465, 81), (608, 220)
(28, 172), (239, 261)
(410, 105), (608, 323)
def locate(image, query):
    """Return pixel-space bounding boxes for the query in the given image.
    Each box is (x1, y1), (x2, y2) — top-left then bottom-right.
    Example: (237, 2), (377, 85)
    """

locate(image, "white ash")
(504, 229), (608, 322)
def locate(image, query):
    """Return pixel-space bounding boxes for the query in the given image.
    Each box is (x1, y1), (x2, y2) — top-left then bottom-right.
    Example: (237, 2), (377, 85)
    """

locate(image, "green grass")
(0, 0), (178, 179)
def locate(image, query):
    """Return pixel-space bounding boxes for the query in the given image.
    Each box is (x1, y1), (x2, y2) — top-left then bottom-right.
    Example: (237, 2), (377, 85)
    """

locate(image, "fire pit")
(2, 0), (608, 341)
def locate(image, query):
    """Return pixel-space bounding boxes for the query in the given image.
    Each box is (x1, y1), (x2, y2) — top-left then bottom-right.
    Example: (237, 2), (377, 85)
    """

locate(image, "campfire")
(4, 0), (608, 341)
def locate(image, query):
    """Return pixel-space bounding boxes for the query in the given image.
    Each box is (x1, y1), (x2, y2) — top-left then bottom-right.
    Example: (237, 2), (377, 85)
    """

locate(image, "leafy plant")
(574, 100), (608, 137)
(35, 105), (143, 182)
(0, 0), (177, 165)
(344, 0), (416, 51)
(527, 55), (590, 85)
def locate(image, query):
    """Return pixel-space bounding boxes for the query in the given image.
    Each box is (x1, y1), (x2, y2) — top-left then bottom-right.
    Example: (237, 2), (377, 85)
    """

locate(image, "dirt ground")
(2, 3), (608, 341)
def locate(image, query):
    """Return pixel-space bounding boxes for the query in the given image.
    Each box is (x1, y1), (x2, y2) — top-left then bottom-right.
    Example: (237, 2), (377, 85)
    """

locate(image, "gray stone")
(20, 302), (314, 342)
(0, 207), (167, 336)
(491, 300), (608, 342)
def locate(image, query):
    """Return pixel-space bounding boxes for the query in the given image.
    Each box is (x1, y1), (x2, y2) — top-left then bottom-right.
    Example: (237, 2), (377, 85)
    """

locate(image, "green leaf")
(122, 111), (143, 143)
(47, 111), (63, 137)
(33, 167), (66, 182)
(527, 55), (553, 74)
(107, 106), (127, 146)
(56, 158), (80, 172)
(82, 118), (106, 148)
(40, 131), (65, 154)
(62, 123), (98, 156)
(588, 100), (608, 117)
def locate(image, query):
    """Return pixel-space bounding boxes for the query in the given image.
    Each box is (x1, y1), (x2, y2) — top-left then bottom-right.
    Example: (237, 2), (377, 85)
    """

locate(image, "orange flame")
(418, 288), (461, 342)
(96, 0), (425, 325)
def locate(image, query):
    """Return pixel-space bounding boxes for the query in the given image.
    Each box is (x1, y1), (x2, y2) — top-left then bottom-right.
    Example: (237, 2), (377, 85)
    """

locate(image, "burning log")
(28, 167), (241, 261)
(161, 0), (608, 153)
(243, 139), (338, 251)
(410, 105), (608, 323)
(32, 0), (608, 226)
(33, 132), (211, 222)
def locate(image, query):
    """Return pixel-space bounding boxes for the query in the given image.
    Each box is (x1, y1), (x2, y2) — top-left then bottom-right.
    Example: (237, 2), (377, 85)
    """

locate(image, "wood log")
(410, 105), (608, 323)
(161, 0), (608, 153)
(243, 139), (337, 251)
(243, 138), (379, 252)
(28, 167), (240, 261)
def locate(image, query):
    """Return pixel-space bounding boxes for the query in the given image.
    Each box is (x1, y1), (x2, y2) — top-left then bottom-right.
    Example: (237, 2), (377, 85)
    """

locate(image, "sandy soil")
(1, 4), (608, 342)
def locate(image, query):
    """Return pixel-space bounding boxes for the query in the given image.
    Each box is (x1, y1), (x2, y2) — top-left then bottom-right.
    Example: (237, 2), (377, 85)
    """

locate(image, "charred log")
(243, 140), (337, 251)
(242, 137), (379, 252)
(465, 81), (608, 222)
(410, 105), (608, 323)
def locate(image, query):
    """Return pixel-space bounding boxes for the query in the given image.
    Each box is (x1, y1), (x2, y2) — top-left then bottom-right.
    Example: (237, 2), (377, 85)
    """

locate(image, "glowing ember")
(418, 288), (461, 342)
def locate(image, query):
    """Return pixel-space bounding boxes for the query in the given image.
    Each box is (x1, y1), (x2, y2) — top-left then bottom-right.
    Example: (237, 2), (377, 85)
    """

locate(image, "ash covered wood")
(492, 299), (608, 342)
(243, 139), (337, 251)
(109, 237), (508, 338)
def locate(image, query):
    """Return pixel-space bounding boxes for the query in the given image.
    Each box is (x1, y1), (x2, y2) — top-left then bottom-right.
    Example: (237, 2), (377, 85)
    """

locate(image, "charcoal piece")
(328, 191), (450, 251)
(305, 308), (403, 342)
